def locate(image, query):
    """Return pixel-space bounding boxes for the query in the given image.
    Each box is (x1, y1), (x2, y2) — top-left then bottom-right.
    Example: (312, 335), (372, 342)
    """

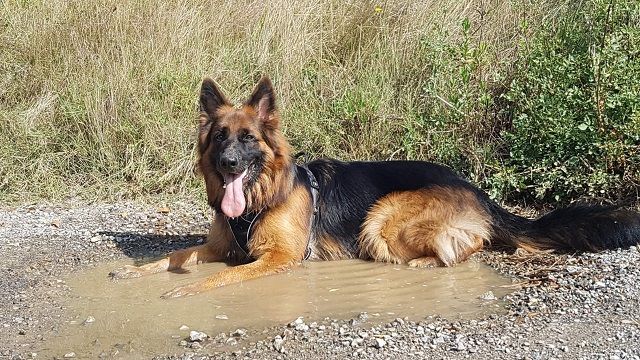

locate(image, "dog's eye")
(213, 131), (225, 142)
(242, 133), (256, 142)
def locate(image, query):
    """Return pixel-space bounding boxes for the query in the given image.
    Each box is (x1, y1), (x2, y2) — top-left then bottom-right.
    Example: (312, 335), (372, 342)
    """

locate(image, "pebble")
(480, 291), (497, 301)
(273, 336), (285, 353)
(189, 331), (208, 342)
(374, 338), (386, 349)
(454, 341), (466, 351)
(231, 328), (247, 337)
(289, 317), (304, 327)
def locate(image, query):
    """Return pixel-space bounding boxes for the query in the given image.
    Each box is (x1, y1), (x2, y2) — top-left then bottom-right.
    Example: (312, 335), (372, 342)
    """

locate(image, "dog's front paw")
(109, 265), (145, 279)
(160, 283), (201, 299)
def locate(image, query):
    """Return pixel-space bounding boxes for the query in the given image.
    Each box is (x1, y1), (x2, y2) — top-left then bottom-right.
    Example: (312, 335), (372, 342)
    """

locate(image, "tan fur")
(248, 184), (312, 261)
(159, 184), (313, 298)
(359, 187), (491, 267)
(314, 235), (354, 260)
(407, 256), (443, 268)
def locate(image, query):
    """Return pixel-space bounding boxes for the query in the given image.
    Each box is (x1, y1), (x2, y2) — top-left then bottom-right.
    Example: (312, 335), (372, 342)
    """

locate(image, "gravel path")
(1, 201), (639, 359)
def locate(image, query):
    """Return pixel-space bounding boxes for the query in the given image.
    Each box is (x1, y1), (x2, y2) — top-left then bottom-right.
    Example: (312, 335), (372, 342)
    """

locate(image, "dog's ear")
(200, 78), (230, 118)
(246, 76), (278, 129)
(199, 78), (230, 151)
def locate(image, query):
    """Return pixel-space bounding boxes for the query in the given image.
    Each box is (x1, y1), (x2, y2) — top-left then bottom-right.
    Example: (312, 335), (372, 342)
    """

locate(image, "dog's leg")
(407, 256), (443, 268)
(360, 188), (490, 266)
(159, 184), (311, 298)
(160, 252), (295, 298)
(109, 243), (224, 279)
(110, 214), (232, 279)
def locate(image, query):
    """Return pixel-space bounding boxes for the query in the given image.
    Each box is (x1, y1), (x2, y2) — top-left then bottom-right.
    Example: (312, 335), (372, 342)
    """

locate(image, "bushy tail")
(488, 203), (640, 252)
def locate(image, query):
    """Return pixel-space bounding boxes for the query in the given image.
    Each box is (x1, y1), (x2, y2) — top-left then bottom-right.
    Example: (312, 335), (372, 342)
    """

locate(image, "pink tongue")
(221, 170), (247, 218)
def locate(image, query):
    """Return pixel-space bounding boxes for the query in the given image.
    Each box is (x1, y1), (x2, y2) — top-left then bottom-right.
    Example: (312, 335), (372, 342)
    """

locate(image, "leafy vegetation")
(0, 0), (637, 205)
(496, 0), (640, 203)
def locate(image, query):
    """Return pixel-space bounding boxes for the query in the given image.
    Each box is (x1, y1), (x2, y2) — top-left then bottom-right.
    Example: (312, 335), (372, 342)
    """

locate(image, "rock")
(351, 338), (364, 347)
(374, 338), (386, 349)
(215, 314), (228, 320)
(179, 325), (189, 331)
(189, 330), (208, 342)
(63, 352), (76, 358)
(82, 316), (95, 325)
(289, 317), (304, 327)
(480, 291), (497, 301)
(357, 312), (369, 322)
(231, 328), (247, 337)
(273, 336), (285, 353)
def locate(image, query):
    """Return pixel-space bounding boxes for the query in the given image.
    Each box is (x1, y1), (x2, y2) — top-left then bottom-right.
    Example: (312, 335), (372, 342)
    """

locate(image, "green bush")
(0, 0), (637, 206)
(492, 0), (640, 204)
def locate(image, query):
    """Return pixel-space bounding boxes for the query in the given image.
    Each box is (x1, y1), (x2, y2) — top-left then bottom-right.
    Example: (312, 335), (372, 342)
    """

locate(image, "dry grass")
(0, 0), (555, 202)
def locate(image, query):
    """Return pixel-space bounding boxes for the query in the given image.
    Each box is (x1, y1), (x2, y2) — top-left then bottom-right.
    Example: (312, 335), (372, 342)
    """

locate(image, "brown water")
(40, 259), (511, 358)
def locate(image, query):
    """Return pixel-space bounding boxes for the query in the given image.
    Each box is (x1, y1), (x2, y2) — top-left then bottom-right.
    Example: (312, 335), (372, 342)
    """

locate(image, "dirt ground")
(1, 201), (639, 359)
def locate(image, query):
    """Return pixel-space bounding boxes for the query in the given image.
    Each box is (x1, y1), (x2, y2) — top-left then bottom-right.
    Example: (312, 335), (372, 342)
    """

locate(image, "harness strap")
(226, 209), (263, 261)
(299, 165), (319, 260)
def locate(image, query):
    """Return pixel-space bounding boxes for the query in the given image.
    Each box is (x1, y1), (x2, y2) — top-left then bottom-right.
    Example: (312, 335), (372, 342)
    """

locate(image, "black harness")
(226, 165), (320, 262)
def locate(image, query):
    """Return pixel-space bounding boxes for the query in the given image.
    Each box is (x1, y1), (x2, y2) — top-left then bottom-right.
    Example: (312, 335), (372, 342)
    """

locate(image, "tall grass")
(0, 0), (587, 202)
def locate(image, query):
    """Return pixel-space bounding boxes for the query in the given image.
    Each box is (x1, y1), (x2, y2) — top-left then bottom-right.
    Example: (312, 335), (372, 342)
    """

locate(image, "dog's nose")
(220, 155), (239, 170)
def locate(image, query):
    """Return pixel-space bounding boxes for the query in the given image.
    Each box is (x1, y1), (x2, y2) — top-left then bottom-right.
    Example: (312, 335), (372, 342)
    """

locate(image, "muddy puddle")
(40, 259), (511, 358)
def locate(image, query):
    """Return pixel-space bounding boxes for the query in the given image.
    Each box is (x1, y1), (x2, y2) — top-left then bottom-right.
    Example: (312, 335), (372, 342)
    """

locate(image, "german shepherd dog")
(110, 77), (640, 298)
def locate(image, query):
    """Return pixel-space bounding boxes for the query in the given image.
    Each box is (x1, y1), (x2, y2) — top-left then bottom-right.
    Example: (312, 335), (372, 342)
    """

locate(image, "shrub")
(494, 0), (640, 204)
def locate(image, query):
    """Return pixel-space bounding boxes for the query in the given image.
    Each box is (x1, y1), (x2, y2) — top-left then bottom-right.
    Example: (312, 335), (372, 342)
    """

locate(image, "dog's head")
(197, 77), (293, 217)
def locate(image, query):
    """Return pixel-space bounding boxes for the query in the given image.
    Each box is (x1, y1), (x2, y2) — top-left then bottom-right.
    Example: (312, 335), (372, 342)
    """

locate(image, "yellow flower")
(374, 5), (383, 13)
